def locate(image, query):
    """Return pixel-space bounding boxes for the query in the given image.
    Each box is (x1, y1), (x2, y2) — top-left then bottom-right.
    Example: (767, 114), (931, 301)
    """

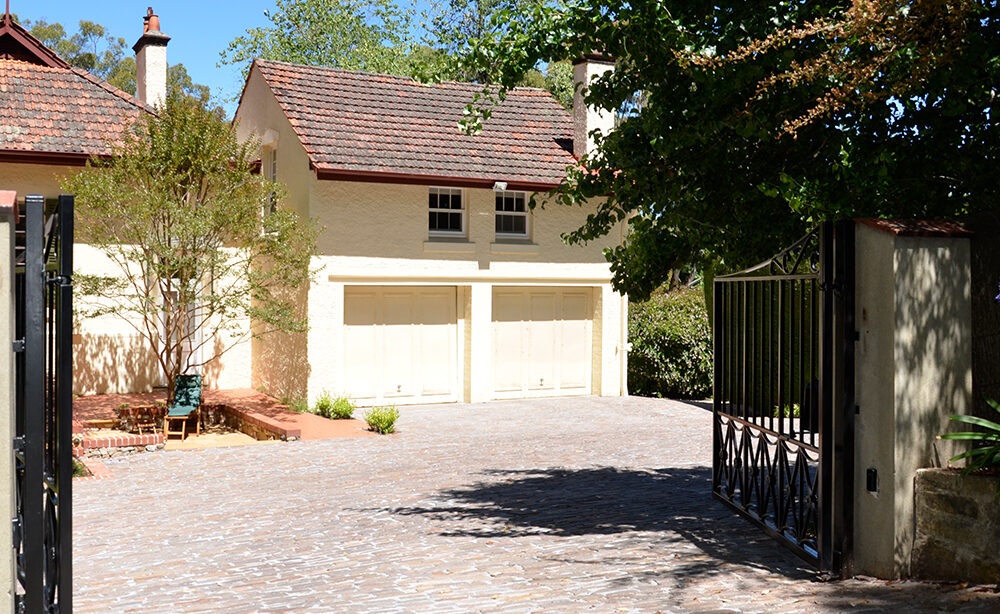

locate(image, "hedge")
(628, 286), (713, 399)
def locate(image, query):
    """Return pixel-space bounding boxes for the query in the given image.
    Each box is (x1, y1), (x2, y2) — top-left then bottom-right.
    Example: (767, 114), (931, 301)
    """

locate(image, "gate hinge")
(11, 339), (24, 353)
(11, 517), (21, 548)
(12, 436), (24, 454)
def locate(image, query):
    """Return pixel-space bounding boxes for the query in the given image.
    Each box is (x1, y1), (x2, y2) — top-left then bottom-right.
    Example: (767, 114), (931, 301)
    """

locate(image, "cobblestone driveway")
(75, 396), (1000, 613)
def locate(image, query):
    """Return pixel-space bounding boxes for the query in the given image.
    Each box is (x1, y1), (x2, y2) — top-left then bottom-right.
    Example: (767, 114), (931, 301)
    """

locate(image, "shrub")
(72, 458), (89, 478)
(329, 395), (356, 419)
(628, 286), (713, 399)
(313, 390), (355, 419)
(288, 398), (309, 413)
(364, 405), (400, 434)
(940, 398), (1000, 496)
(313, 390), (335, 418)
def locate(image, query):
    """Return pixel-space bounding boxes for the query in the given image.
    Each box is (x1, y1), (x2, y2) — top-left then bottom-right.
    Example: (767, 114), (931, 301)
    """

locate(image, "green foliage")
(312, 390), (356, 419)
(330, 395), (357, 420)
(457, 1), (1000, 297)
(364, 405), (400, 434)
(628, 287), (712, 399)
(63, 95), (319, 399)
(220, 0), (414, 76)
(72, 459), (89, 478)
(20, 17), (216, 109)
(774, 404), (802, 419)
(941, 398), (1000, 496)
(543, 60), (573, 109)
(288, 398), (310, 413)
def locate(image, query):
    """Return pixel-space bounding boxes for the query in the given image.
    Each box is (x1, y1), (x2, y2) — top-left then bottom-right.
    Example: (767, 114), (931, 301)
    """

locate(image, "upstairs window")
(428, 187), (464, 235)
(495, 190), (528, 238)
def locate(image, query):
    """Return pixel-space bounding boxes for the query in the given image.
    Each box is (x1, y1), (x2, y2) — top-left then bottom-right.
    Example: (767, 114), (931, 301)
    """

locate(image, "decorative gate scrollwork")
(713, 221), (854, 573)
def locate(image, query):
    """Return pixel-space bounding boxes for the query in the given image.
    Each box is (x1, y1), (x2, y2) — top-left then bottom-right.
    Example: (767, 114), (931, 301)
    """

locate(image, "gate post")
(0, 191), (16, 612)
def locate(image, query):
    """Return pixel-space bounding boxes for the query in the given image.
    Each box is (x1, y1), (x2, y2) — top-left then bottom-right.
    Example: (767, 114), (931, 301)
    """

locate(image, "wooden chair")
(164, 374), (202, 441)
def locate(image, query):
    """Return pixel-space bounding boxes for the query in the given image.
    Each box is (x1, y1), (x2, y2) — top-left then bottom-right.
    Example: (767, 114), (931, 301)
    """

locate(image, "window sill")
(423, 239), (476, 254)
(490, 240), (539, 255)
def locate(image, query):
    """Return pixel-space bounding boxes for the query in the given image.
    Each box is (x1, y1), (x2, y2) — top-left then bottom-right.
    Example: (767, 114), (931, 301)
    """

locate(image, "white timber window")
(495, 190), (529, 238)
(428, 187), (465, 236)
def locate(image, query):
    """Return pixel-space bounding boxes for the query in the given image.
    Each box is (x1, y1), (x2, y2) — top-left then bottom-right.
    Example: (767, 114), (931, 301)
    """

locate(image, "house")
(233, 57), (628, 406)
(0, 9), (251, 394)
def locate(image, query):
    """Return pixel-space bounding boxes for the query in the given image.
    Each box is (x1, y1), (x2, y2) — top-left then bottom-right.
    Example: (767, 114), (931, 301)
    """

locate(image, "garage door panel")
(344, 292), (379, 399)
(492, 287), (592, 398)
(344, 287), (457, 404)
(559, 293), (591, 389)
(418, 291), (456, 395)
(526, 294), (556, 390)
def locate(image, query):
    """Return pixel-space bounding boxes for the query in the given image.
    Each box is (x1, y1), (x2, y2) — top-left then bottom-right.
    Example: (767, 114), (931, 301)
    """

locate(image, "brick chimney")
(572, 54), (615, 159)
(132, 7), (170, 108)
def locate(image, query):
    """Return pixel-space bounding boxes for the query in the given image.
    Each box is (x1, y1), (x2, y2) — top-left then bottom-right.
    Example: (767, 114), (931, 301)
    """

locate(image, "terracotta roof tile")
(0, 59), (146, 159)
(253, 59), (575, 188)
(857, 218), (973, 238)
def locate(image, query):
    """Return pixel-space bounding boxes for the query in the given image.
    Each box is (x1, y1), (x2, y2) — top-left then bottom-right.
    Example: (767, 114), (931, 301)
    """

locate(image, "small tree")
(64, 95), (318, 400)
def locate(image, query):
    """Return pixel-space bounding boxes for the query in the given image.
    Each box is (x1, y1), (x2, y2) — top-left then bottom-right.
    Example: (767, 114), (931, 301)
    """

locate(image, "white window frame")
(495, 190), (530, 239)
(428, 186), (465, 237)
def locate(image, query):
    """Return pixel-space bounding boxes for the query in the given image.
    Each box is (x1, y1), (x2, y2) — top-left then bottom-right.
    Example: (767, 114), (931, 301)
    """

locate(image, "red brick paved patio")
(73, 388), (376, 441)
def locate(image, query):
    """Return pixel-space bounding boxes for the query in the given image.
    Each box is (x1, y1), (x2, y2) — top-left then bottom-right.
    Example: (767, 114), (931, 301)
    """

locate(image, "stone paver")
(75, 396), (1000, 613)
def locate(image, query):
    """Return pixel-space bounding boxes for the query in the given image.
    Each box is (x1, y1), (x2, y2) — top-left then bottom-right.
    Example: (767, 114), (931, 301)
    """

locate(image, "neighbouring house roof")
(857, 218), (974, 238)
(248, 59), (576, 190)
(0, 15), (146, 165)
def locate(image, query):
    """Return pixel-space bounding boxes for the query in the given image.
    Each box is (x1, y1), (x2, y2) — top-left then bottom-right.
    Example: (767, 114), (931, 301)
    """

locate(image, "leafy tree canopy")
(63, 95), (319, 398)
(220, 0), (572, 106)
(457, 0), (1000, 299)
(220, 0), (415, 76)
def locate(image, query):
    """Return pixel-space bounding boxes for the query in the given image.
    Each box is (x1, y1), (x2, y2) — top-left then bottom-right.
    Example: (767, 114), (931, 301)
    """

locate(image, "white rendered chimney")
(132, 7), (170, 108)
(572, 54), (615, 159)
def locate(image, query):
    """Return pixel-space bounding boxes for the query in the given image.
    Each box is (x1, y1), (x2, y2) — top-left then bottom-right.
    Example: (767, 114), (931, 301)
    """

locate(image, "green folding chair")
(164, 374), (202, 440)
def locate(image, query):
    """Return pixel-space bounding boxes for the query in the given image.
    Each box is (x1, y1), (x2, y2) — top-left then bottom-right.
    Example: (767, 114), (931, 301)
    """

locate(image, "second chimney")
(572, 54), (615, 160)
(133, 7), (170, 108)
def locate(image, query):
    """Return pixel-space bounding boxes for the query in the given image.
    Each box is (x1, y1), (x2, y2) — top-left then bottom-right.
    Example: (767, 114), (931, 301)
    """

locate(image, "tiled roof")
(252, 59), (576, 188)
(857, 218), (973, 238)
(0, 59), (146, 160)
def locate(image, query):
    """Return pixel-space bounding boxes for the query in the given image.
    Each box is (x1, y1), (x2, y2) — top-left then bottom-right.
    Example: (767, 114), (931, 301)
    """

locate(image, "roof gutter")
(311, 165), (562, 193)
(0, 150), (102, 167)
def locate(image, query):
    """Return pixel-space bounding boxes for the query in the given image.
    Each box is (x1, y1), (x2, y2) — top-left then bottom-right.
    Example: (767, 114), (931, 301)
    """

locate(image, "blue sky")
(10, 0), (433, 115)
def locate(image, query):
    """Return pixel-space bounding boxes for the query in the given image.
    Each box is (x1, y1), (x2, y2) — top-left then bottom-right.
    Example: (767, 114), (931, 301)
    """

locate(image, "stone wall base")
(912, 468), (1000, 584)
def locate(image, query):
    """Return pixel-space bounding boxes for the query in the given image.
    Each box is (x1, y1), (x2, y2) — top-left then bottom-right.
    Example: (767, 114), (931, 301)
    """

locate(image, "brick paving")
(74, 388), (375, 441)
(74, 396), (1000, 613)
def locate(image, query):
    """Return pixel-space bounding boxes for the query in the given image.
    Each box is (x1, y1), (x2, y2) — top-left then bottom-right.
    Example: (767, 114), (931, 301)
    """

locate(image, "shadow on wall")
(73, 333), (160, 395)
(201, 334), (225, 390)
(893, 235), (979, 469)
(251, 283), (310, 402)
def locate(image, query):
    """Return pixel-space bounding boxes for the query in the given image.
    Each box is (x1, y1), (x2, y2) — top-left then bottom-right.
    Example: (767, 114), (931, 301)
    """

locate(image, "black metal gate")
(712, 221), (854, 573)
(14, 194), (73, 613)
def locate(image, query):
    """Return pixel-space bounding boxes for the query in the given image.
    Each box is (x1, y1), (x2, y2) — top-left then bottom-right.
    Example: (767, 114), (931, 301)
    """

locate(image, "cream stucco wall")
(853, 223), (972, 578)
(235, 67), (629, 406)
(0, 161), (253, 394)
(235, 67), (316, 401)
(300, 178), (627, 405)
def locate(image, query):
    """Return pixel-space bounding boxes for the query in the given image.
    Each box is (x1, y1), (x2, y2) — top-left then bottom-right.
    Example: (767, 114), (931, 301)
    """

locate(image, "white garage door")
(492, 287), (593, 399)
(344, 286), (458, 405)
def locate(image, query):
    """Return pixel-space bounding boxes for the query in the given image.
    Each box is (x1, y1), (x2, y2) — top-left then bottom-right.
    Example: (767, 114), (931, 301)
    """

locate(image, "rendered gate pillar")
(853, 219), (973, 579)
(0, 191), (16, 611)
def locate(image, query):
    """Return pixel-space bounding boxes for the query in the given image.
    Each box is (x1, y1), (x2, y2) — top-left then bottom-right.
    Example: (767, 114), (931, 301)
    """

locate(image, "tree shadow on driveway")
(387, 465), (817, 580)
